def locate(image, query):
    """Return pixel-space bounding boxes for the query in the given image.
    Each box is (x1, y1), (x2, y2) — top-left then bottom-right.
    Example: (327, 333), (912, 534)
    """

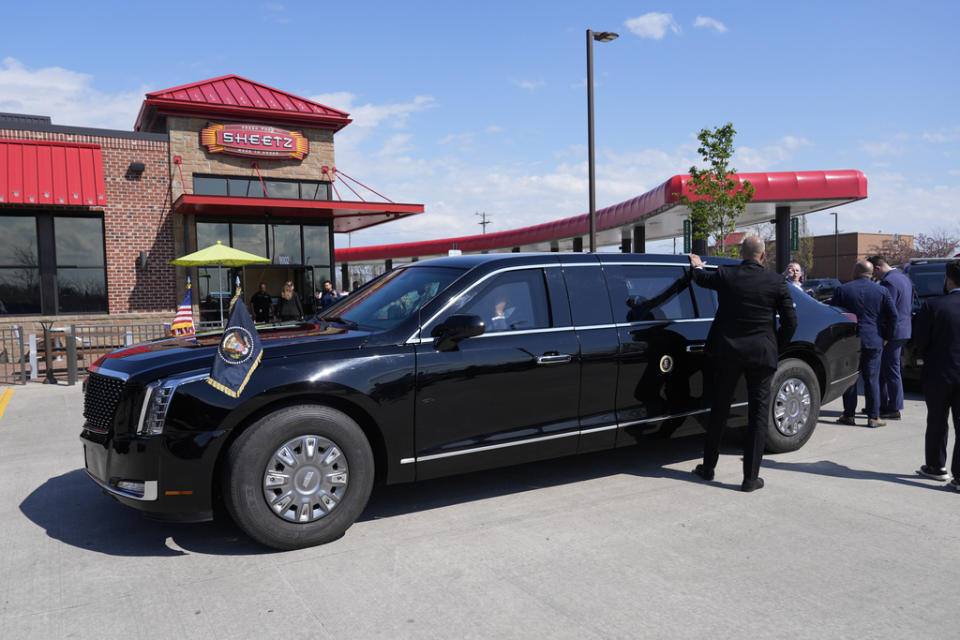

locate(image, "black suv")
(801, 278), (842, 302)
(901, 259), (952, 380)
(81, 254), (860, 549)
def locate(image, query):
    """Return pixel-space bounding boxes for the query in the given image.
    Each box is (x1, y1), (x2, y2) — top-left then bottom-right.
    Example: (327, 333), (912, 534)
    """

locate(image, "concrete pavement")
(0, 381), (957, 639)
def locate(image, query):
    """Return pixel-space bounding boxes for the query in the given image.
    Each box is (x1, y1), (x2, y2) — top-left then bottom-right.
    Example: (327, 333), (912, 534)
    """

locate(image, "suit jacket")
(829, 277), (897, 350)
(692, 259), (798, 368)
(913, 290), (960, 384)
(878, 268), (913, 340)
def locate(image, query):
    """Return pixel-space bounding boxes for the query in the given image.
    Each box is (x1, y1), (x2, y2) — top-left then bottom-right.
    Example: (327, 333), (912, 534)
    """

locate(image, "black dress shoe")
(879, 411), (901, 420)
(741, 477), (765, 492)
(693, 464), (715, 481)
(836, 415), (856, 426)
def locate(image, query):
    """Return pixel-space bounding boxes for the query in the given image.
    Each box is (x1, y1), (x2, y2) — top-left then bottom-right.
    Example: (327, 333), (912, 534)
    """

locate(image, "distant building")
(807, 232), (914, 281)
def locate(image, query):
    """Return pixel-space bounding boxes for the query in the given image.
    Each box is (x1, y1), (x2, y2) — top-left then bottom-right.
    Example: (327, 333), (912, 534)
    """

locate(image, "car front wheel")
(222, 405), (374, 550)
(766, 358), (820, 453)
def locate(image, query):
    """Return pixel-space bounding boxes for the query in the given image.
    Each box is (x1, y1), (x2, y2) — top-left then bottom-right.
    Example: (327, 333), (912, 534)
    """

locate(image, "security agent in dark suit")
(688, 235), (797, 492)
(914, 260), (960, 487)
(868, 255), (914, 419)
(829, 260), (897, 427)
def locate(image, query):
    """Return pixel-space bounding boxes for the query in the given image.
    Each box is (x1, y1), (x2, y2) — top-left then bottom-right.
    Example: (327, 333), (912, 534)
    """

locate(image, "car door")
(414, 266), (580, 479)
(603, 263), (715, 444)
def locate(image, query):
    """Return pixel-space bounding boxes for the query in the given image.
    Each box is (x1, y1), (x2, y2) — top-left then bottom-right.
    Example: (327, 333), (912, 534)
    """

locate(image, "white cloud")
(625, 13), (680, 39)
(514, 79), (545, 90)
(693, 16), (728, 32)
(0, 57), (146, 130)
(735, 136), (812, 170)
(922, 126), (960, 143)
(859, 140), (903, 156)
(310, 92), (436, 129)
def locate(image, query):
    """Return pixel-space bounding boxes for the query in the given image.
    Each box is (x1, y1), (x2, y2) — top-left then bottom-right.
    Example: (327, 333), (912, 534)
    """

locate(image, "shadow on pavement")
(763, 458), (947, 490)
(21, 430), (752, 555)
(19, 469), (266, 557)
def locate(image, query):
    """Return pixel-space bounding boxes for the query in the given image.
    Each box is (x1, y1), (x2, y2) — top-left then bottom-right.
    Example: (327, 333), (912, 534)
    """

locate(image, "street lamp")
(587, 29), (618, 253)
(829, 211), (838, 279)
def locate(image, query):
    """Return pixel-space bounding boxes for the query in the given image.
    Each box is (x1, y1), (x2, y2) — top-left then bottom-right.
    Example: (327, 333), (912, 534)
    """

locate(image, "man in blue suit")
(914, 261), (960, 487)
(829, 260), (898, 427)
(869, 255), (913, 419)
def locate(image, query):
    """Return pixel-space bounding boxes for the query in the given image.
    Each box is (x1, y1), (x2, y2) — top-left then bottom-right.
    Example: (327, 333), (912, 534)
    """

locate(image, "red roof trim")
(135, 74), (352, 132)
(335, 170), (868, 262)
(172, 194), (423, 233)
(0, 139), (107, 207)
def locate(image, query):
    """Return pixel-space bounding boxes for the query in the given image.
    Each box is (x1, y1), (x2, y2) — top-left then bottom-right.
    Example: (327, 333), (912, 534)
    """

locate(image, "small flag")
(171, 281), (195, 337)
(207, 286), (262, 398)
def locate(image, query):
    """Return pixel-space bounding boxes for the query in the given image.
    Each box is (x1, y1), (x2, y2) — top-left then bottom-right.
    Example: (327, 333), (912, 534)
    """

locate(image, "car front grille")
(83, 373), (127, 433)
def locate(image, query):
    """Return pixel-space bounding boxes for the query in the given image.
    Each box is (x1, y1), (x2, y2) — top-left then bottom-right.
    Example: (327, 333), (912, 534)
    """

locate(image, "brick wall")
(0, 128), (176, 316)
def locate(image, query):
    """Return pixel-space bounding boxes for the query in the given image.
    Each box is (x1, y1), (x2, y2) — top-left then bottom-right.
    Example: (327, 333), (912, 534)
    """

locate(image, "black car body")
(81, 253), (860, 549)
(901, 260), (950, 380)
(801, 278), (842, 302)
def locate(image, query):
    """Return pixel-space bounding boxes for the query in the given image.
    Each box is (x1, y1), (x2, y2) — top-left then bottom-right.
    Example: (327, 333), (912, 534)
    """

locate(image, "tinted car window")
(909, 264), (947, 298)
(563, 265), (613, 326)
(326, 266), (463, 330)
(692, 278), (718, 317)
(445, 269), (551, 332)
(605, 265), (695, 322)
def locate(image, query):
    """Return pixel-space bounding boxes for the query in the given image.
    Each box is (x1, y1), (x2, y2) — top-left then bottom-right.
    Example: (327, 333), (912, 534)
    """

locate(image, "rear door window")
(604, 265), (696, 322)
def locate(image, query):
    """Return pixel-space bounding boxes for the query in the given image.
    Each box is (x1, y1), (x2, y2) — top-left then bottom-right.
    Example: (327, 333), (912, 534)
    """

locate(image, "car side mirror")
(431, 314), (485, 351)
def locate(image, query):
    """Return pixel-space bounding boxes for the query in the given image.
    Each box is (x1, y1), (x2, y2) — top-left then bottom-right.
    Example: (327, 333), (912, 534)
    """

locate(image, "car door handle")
(536, 353), (572, 365)
(686, 343), (706, 353)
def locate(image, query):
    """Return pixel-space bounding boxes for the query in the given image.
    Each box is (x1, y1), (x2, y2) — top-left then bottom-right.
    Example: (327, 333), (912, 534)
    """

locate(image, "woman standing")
(276, 280), (303, 322)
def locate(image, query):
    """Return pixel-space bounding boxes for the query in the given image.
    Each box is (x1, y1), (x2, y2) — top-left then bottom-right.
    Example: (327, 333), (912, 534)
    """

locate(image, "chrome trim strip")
(573, 324), (619, 331)
(830, 371), (859, 385)
(402, 400), (752, 465)
(135, 385), (154, 434)
(579, 424), (618, 435)
(614, 318), (712, 328)
(84, 470), (158, 501)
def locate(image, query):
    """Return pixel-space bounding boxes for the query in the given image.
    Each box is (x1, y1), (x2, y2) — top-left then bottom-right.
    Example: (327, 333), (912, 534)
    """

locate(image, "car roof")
(405, 252), (739, 269)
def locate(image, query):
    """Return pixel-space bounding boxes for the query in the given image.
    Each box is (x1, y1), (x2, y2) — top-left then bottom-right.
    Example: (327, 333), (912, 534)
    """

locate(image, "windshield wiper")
(323, 316), (359, 329)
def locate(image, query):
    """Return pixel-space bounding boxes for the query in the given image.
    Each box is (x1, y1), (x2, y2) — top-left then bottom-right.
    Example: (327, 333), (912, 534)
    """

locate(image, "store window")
(193, 174), (330, 200)
(195, 220), (332, 277)
(0, 213), (106, 315)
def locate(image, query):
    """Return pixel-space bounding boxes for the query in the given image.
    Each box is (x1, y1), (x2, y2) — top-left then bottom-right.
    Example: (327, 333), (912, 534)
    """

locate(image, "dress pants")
(843, 347), (882, 419)
(879, 339), (907, 413)
(923, 379), (960, 477)
(703, 359), (776, 481)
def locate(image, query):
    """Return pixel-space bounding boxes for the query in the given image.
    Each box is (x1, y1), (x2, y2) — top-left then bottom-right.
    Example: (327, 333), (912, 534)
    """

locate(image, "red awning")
(172, 194), (423, 233)
(0, 139), (107, 206)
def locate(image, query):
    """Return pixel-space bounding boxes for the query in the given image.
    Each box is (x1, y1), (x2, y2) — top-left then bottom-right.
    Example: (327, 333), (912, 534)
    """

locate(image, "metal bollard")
(66, 335), (78, 386)
(40, 321), (56, 384)
(28, 334), (38, 380)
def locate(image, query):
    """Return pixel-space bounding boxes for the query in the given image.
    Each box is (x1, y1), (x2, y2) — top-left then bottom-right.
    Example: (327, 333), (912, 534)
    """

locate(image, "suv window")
(692, 279), (718, 317)
(443, 269), (551, 333)
(605, 265), (696, 322)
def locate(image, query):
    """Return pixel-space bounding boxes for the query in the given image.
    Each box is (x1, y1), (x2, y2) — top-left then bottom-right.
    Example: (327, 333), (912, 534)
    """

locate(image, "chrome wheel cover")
(773, 377), (812, 437)
(262, 435), (348, 523)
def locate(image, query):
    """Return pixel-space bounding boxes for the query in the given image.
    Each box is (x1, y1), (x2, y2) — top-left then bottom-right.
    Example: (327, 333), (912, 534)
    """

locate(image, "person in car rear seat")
(688, 235), (797, 493)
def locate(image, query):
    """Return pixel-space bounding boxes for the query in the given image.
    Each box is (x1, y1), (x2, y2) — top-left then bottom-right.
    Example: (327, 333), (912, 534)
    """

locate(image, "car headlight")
(136, 372), (208, 435)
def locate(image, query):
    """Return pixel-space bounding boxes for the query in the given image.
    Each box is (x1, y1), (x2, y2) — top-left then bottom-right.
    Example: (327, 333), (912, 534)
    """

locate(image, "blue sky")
(2, 0), (958, 251)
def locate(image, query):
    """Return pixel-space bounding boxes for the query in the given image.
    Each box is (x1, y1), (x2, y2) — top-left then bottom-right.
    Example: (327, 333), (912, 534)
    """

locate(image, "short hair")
(946, 260), (960, 286)
(867, 255), (888, 268)
(740, 235), (765, 259)
(787, 261), (802, 271)
(853, 260), (873, 277)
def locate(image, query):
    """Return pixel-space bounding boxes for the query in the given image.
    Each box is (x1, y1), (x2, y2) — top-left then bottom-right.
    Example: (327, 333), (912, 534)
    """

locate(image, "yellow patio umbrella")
(171, 241), (271, 326)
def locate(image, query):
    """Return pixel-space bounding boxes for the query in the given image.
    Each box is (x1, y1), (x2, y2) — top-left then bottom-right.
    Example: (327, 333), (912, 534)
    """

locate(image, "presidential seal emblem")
(659, 354), (674, 373)
(219, 328), (255, 365)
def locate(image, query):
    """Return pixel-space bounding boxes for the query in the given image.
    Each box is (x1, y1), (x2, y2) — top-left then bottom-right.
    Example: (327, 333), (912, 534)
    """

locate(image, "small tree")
(915, 227), (960, 257)
(677, 123), (756, 256)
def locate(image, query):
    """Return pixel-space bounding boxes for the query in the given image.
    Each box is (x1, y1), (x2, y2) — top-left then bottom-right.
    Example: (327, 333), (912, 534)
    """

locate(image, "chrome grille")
(83, 373), (127, 433)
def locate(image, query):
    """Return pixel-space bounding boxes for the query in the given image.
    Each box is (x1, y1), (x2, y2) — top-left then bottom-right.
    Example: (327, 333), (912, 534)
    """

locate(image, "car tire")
(222, 405), (374, 550)
(766, 358), (820, 453)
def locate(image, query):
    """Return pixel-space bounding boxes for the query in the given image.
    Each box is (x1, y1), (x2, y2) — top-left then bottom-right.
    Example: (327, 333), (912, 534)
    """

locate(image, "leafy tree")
(677, 123), (755, 256)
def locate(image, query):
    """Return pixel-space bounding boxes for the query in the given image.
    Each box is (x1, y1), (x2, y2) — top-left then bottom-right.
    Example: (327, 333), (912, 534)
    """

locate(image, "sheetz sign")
(200, 123), (309, 160)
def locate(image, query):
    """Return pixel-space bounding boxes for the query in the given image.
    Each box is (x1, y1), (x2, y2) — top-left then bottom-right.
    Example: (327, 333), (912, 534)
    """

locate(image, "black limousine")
(81, 253), (860, 549)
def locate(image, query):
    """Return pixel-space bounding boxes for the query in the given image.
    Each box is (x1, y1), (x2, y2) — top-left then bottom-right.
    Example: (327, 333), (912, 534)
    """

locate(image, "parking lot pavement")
(1, 381), (958, 639)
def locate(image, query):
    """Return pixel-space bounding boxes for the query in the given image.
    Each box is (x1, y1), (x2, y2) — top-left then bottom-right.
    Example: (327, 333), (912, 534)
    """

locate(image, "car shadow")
(21, 431), (742, 555)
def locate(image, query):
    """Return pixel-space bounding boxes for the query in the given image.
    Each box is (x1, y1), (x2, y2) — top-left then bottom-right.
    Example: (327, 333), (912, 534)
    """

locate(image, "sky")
(2, 0), (958, 252)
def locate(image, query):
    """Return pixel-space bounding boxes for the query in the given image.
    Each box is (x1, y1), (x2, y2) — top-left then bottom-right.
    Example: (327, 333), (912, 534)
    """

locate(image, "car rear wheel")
(766, 358), (820, 453)
(222, 405), (374, 550)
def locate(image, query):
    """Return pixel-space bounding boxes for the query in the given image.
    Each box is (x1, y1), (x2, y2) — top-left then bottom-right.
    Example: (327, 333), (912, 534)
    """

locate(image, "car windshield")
(909, 265), (946, 298)
(318, 266), (464, 330)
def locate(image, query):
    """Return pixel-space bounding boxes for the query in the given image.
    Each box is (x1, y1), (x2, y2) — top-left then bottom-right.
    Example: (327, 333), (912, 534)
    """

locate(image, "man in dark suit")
(829, 260), (898, 427)
(868, 255), (913, 419)
(688, 235), (797, 492)
(914, 261), (960, 487)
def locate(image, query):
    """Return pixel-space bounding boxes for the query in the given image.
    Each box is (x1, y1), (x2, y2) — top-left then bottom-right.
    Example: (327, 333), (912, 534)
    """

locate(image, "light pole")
(587, 29), (618, 253)
(829, 211), (839, 279)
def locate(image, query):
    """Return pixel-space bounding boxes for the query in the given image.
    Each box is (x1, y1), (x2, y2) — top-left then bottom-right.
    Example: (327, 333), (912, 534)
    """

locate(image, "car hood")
(90, 320), (373, 382)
